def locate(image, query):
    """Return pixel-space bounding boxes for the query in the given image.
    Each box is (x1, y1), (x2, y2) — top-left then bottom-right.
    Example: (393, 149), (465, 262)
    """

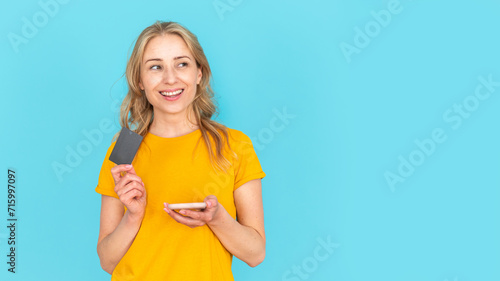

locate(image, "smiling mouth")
(159, 89), (184, 97)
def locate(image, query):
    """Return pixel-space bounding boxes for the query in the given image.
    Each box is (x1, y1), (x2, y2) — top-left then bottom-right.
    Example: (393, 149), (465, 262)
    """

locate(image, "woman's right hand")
(110, 164), (147, 219)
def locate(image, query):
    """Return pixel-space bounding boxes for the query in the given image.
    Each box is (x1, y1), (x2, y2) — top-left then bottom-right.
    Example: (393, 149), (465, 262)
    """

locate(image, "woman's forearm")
(97, 212), (143, 274)
(207, 205), (265, 267)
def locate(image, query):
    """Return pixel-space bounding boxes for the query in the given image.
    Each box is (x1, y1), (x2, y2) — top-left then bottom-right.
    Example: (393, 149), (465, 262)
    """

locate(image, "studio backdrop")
(1, 0), (499, 280)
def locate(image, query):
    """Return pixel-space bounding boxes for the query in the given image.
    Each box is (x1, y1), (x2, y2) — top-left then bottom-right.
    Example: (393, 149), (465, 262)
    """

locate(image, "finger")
(115, 180), (144, 196)
(203, 196), (218, 209)
(204, 195), (217, 201)
(165, 207), (203, 227)
(110, 164), (133, 183)
(121, 189), (143, 204)
(179, 209), (203, 220)
(117, 181), (145, 198)
(119, 173), (144, 186)
(126, 165), (138, 175)
(118, 188), (143, 202)
(166, 208), (194, 223)
(123, 183), (145, 198)
(114, 174), (145, 193)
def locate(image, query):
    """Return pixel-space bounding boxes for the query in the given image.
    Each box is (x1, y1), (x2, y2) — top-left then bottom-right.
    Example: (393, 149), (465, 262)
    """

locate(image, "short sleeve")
(231, 130), (266, 191)
(95, 141), (119, 199)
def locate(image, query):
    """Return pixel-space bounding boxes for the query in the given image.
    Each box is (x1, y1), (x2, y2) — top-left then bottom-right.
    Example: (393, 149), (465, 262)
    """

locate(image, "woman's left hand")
(163, 195), (220, 228)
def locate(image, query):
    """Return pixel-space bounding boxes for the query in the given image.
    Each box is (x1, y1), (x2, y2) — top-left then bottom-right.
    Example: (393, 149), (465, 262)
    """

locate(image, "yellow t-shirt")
(95, 127), (266, 280)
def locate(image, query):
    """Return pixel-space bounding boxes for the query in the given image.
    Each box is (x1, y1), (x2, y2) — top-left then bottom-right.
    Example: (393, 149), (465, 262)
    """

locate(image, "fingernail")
(125, 165), (132, 168)
(180, 210), (186, 215)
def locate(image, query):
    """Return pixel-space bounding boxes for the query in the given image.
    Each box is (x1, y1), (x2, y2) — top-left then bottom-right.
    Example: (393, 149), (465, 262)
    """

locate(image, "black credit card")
(109, 127), (143, 165)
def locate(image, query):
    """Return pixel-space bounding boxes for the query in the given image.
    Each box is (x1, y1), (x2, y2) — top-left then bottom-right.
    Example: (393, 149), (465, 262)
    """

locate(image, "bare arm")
(164, 179), (265, 267)
(208, 179), (266, 267)
(97, 196), (144, 274)
(96, 165), (146, 274)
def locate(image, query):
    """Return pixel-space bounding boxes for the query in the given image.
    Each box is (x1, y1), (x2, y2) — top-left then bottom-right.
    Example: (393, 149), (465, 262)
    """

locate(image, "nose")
(162, 66), (177, 84)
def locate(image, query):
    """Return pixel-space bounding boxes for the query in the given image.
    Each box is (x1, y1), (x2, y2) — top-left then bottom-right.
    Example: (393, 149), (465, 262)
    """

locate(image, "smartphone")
(168, 202), (207, 210)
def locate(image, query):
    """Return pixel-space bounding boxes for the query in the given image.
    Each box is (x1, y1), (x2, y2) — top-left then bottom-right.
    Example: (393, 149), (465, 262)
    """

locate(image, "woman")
(95, 21), (266, 280)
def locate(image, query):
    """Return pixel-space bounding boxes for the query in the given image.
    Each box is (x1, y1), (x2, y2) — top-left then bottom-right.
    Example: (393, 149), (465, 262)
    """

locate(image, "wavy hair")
(113, 21), (235, 173)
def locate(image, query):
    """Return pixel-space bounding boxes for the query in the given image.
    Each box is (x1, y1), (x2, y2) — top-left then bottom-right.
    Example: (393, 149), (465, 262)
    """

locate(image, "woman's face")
(139, 34), (202, 120)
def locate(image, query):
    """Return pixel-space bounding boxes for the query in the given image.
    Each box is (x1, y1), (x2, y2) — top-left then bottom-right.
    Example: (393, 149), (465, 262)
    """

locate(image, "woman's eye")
(150, 65), (161, 70)
(178, 62), (188, 67)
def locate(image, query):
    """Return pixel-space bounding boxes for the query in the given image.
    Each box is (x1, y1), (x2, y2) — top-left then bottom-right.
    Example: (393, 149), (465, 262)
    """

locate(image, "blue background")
(1, 0), (499, 280)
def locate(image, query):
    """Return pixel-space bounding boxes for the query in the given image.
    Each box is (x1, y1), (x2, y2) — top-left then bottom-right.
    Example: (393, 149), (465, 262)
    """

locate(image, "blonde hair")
(113, 21), (234, 173)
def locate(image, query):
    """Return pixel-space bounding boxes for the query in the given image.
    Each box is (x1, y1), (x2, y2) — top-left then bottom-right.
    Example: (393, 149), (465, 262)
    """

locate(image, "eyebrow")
(144, 56), (192, 64)
(144, 58), (162, 64)
(174, 56), (191, 60)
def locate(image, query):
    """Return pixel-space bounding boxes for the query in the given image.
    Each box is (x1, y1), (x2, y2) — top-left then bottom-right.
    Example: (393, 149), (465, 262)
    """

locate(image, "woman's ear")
(196, 67), (202, 85)
(139, 81), (144, 91)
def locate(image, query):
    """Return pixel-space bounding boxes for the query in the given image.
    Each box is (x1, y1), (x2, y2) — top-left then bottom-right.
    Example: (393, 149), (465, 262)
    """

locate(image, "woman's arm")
(97, 196), (144, 274)
(208, 179), (266, 267)
(97, 165), (147, 274)
(164, 179), (265, 267)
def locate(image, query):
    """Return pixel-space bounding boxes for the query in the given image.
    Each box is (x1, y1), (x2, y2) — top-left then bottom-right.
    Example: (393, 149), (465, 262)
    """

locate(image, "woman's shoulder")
(222, 127), (257, 156)
(224, 127), (252, 143)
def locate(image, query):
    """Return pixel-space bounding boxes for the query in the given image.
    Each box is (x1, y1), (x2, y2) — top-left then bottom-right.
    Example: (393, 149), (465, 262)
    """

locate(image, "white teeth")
(160, 89), (183, 96)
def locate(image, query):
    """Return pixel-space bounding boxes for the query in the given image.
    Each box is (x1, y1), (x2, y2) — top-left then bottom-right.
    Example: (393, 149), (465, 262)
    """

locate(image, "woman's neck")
(149, 109), (199, 138)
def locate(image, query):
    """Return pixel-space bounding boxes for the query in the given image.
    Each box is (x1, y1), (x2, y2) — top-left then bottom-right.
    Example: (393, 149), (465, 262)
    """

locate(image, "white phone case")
(168, 202), (207, 210)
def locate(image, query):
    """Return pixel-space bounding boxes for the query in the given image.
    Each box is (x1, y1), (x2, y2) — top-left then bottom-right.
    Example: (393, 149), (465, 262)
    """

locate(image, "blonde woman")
(95, 21), (266, 280)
